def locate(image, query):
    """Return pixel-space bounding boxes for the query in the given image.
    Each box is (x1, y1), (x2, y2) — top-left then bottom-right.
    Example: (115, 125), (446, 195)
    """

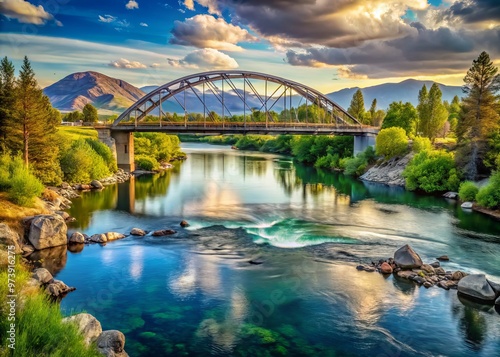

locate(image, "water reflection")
(29, 245), (67, 275)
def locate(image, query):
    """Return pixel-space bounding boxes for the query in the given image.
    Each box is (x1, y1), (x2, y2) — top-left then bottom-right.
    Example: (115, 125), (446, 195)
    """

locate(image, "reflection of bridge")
(98, 71), (379, 171)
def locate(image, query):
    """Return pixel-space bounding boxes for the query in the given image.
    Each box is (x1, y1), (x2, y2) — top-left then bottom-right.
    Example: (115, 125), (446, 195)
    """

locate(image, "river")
(43, 143), (500, 356)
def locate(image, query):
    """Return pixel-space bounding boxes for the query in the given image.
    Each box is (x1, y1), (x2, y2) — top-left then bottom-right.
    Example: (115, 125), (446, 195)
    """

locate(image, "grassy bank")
(0, 258), (102, 357)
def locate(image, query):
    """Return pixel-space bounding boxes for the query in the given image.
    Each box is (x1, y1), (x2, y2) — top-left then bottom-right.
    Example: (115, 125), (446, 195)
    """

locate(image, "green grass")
(57, 127), (98, 141)
(0, 259), (102, 357)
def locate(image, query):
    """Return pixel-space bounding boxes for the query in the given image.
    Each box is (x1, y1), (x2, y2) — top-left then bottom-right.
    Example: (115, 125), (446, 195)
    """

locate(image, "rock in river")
(63, 313), (102, 346)
(130, 228), (146, 236)
(105, 232), (125, 241)
(69, 232), (85, 244)
(394, 244), (423, 269)
(32, 268), (54, 284)
(180, 220), (190, 228)
(96, 330), (129, 357)
(152, 229), (176, 236)
(28, 214), (68, 250)
(90, 180), (104, 189)
(457, 274), (497, 302)
(380, 262), (393, 274)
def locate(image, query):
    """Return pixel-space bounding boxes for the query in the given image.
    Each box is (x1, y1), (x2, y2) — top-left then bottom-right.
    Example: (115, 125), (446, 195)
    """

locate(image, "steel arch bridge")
(112, 70), (365, 131)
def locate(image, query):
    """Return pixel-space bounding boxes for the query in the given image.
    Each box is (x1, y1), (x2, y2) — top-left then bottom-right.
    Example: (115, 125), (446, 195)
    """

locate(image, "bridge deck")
(98, 122), (379, 136)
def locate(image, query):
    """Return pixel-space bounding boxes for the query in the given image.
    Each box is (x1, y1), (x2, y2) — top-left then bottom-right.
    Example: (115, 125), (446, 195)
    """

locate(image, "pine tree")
(347, 89), (366, 124)
(417, 84), (448, 141)
(369, 99), (377, 121)
(0, 57), (16, 150)
(457, 51), (500, 180)
(6, 56), (62, 184)
(416, 84), (429, 136)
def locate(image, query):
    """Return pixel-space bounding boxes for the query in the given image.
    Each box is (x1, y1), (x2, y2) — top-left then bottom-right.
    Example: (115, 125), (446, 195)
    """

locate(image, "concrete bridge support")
(112, 131), (135, 172)
(354, 134), (376, 156)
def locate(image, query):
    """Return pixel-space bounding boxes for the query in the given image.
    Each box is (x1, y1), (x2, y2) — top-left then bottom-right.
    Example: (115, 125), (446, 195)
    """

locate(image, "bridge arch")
(113, 70), (361, 127)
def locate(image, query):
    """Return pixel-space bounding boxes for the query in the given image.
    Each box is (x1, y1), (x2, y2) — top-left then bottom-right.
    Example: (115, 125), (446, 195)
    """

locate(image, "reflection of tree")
(273, 166), (301, 196)
(452, 296), (489, 351)
(239, 156), (268, 178)
(134, 170), (173, 201)
(68, 185), (118, 230)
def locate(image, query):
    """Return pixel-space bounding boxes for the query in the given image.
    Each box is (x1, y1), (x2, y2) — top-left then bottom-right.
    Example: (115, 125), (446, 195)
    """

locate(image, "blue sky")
(1, 0), (499, 92)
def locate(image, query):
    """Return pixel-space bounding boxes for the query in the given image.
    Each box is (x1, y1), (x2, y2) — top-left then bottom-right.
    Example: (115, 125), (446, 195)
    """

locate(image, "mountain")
(44, 71), (145, 112)
(140, 85), (160, 94)
(327, 79), (463, 110)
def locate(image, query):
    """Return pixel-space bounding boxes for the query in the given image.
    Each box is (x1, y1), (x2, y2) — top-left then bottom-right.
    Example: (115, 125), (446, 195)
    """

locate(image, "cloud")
(168, 48), (238, 69)
(125, 1), (139, 10)
(98, 15), (116, 23)
(184, 0), (195, 11)
(188, 0), (220, 15)
(109, 58), (148, 69)
(170, 14), (257, 51)
(441, 0), (500, 26)
(0, 0), (55, 25)
(140, 22), (148, 27)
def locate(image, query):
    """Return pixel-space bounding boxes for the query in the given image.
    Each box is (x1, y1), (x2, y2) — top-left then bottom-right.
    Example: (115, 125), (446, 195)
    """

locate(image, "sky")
(0, 0), (499, 92)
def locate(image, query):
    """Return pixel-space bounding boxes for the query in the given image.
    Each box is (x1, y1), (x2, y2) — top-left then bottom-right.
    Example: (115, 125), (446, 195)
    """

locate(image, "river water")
(45, 143), (500, 356)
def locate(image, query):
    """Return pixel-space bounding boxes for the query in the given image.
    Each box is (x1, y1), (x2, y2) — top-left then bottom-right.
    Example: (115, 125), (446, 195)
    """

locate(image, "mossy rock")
(139, 331), (157, 339)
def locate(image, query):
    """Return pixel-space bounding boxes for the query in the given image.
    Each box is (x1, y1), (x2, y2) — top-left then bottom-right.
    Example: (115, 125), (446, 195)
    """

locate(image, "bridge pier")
(354, 134), (376, 156)
(111, 131), (135, 172)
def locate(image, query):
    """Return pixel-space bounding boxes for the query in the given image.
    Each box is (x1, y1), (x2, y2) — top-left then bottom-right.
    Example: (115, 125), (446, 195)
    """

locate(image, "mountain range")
(44, 71), (463, 114)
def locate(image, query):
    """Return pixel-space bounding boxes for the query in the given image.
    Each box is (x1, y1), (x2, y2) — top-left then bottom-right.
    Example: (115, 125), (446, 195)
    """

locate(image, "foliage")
(456, 51), (500, 180)
(375, 127), (409, 159)
(417, 83), (448, 141)
(347, 89), (366, 124)
(412, 136), (432, 153)
(476, 171), (500, 209)
(134, 132), (185, 162)
(381, 101), (418, 136)
(259, 135), (294, 155)
(458, 181), (479, 202)
(60, 139), (111, 183)
(0, 56), (16, 151)
(82, 103), (98, 123)
(403, 150), (460, 192)
(343, 146), (376, 176)
(0, 153), (44, 206)
(135, 155), (160, 171)
(63, 110), (83, 122)
(85, 138), (117, 172)
(200, 135), (241, 145)
(235, 135), (273, 151)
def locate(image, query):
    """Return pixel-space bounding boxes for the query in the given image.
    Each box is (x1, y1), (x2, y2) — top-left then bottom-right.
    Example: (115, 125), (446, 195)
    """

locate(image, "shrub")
(412, 136), (432, 153)
(135, 155), (159, 171)
(458, 181), (479, 201)
(476, 171), (500, 209)
(343, 146), (376, 176)
(60, 140), (110, 183)
(403, 150), (460, 192)
(375, 127), (409, 159)
(8, 166), (45, 206)
(85, 138), (117, 172)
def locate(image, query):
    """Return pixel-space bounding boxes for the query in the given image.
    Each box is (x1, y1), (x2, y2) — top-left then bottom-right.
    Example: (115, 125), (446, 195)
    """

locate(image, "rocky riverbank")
(360, 153), (412, 186)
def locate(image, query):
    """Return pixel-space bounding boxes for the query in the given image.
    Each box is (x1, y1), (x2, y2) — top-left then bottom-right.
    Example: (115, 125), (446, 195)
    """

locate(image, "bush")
(476, 171), (500, 209)
(412, 136), (432, 153)
(343, 146), (376, 176)
(60, 140), (110, 183)
(376, 127), (409, 159)
(458, 181), (479, 201)
(135, 155), (159, 171)
(403, 150), (460, 192)
(8, 166), (45, 206)
(85, 138), (117, 172)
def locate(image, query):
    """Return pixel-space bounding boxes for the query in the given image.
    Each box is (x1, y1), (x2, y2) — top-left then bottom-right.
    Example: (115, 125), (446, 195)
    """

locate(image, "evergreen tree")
(456, 51), (500, 180)
(416, 84), (428, 135)
(369, 99), (377, 122)
(347, 89), (366, 124)
(6, 56), (61, 184)
(82, 103), (98, 123)
(417, 83), (448, 141)
(447, 95), (461, 132)
(0, 57), (16, 150)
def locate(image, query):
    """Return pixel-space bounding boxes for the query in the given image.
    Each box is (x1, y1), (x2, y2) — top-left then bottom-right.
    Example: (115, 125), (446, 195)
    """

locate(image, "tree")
(63, 110), (83, 122)
(456, 51), (500, 180)
(375, 127), (409, 159)
(417, 83), (448, 141)
(0, 57), (16, 150)
(5, 56), (61, 184)
(381, 101), (418, 136)
(447, 95), (461, 132)
(82, 103), (98, 123)
(347, 89), (366, 124)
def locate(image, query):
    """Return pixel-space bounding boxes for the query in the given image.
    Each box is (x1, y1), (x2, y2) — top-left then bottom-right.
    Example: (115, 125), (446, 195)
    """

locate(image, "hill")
(327, 79), (462, 110)
(43, 71), (145, 112)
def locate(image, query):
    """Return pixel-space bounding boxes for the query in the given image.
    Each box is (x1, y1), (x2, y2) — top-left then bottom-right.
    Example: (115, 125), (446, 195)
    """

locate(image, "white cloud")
(168, 48), (238, 69)
(191, 0), (220, 15)
(151, 63), (161, 68)
(125, 1), (139, 10)
(170, 14), (257, 51)
(184, 0), (195, 11)
(0, 0), (54, 25)
(140, 22), (148, 27)
(109, 58), (148, 69)
(98, 15), (116, 23)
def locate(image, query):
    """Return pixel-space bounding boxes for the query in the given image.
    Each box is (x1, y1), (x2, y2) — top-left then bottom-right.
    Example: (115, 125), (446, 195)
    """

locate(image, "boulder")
(152, 229), (176, 236)
(69, 232), (85, 244)
(32, 268), (54, 284)
(130, 228), (146, 236)
(180, 220), (190, 228)
(435, 267), (446, 275)
(458, 274), (497, 302)
(421, 264), (435, 275)
(496, 296), (500, 306)
(90, 180), (104, 189)
(394, 244), (423, 269)
(487, 279), (500, 297)
(379, 262), (393, 274)
(452, 271), (468, 281)
(96, 330), (129, 357)
(22, 244), (35, 255)
(55, 211), (70, 220)
(461, 202), (473, 209)
(438, 280), (458, 290)
(105, 232), (125, 241)
(28, 215), (68, 250)
(430, 261), (440, 268)
(63, 313), (102, 346)
(46, 279), (76, 297)
(89, 234), (107, 243)
(397, 270), (416, 279)
(0, 223), (22, 254)
(436, 255), (449, 261)
(443, 192), (458, 199)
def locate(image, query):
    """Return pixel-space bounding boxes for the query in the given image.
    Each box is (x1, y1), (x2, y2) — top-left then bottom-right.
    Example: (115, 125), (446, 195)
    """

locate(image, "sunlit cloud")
(125, 0), (139, 10)
(0, 0), (57, 25)
(168, 48), (238, 69)
(109, 58), (147, 69)
(98, 14), (116, 23)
